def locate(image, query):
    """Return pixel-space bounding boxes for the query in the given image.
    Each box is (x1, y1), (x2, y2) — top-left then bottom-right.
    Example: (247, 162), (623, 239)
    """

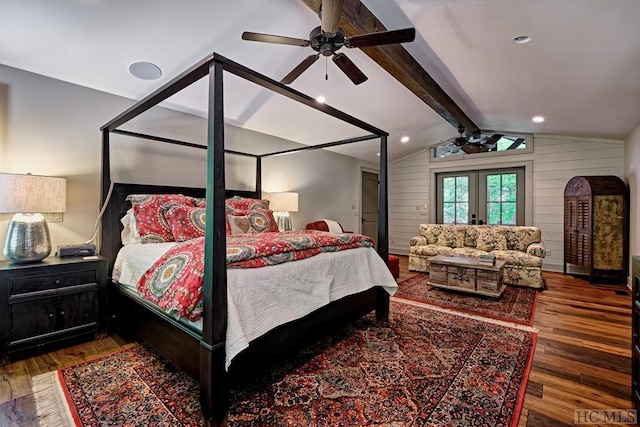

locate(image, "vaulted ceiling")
(1, 0), (639, 163)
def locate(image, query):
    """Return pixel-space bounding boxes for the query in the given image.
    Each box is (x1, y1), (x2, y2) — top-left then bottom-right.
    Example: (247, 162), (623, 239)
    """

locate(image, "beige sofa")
(409, 224), (546, 289)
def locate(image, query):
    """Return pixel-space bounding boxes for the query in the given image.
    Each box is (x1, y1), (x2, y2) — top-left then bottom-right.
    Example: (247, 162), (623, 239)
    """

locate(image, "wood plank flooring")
(398, 256), (633, 426)
(0, 256), (633, 426)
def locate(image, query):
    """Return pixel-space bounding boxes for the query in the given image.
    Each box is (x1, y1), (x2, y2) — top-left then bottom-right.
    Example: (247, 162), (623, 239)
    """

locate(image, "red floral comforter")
(136, 231), (374, 321)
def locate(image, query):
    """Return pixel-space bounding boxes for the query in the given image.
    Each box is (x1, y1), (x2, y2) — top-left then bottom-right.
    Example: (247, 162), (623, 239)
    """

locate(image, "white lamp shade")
(0, 173), (66, 213)
(268, 192), (298, 212)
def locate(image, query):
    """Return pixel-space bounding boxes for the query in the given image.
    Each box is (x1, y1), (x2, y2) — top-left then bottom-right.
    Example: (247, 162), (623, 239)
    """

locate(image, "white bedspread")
(113, 243), (397, 369)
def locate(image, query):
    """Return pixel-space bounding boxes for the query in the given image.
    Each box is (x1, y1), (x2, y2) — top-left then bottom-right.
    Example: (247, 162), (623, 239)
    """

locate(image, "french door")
(436, 167), (525, 225)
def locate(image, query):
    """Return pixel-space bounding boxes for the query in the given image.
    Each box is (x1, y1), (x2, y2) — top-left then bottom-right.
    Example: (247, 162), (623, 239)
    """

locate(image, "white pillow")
(120, 208), (141, 245)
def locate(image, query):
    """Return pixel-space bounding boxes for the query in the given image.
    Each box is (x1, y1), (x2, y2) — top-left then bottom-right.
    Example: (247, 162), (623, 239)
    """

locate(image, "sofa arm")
(410, 236), (427, 246)
(527, 243), (547, 258)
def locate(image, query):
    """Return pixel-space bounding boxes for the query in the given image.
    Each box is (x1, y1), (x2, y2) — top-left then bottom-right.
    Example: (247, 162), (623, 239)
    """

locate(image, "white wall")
(0, 64), (376, 259)
(389, 135), (625, 273)
(624, 123), (640, 273)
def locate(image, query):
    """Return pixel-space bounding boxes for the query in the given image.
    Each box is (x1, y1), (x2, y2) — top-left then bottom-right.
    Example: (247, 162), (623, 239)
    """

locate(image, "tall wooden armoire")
(563, 175), (628, 284)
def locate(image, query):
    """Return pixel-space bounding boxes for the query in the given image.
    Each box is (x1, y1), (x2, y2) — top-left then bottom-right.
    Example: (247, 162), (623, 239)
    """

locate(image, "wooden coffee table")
(428, 255), (506, 297)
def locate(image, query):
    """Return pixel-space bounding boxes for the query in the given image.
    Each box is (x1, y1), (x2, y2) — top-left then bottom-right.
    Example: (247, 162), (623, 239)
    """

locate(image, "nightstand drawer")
(10, 270), (97, 295)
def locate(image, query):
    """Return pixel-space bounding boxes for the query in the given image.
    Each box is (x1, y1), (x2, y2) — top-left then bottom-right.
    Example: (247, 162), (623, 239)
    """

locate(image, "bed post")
(200, 57), (229, 427)
(99, 129), (115, 272)
(256, 156), (262, 198)
(376, 134), (390, 320)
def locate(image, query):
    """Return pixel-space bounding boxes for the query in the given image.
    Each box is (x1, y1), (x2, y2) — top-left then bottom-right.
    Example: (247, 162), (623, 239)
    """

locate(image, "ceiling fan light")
(513, 35), (532, 44)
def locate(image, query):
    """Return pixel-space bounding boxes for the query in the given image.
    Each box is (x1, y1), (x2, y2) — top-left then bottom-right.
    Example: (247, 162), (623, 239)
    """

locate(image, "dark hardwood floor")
(0, 256), (633, 426)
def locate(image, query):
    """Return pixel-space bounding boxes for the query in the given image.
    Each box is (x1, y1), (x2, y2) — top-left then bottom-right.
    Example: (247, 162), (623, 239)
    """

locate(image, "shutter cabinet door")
(564, 198), (578, 265)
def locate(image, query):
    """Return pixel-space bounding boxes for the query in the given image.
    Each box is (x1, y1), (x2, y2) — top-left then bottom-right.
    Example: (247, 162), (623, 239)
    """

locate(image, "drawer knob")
(48, 313), (54, 318)
(54, 280), (60, 285)
(60, 310), (65, 316)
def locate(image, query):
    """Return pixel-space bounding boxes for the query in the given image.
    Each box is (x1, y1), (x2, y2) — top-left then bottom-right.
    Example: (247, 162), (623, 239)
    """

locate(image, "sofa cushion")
(410, 244), (453, 257)
(436, 227), (465, 248)
(420, 224), (443, 244)
(476, 228), (507, 252)
(451, 247), (489, 258)
(463, 226), (480, 247)
(491, 250), (544, 267)
(505, 226), (542, 252)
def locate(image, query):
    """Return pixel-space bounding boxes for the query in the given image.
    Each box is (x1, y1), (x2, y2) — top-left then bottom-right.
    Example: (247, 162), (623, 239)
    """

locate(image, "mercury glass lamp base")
(276, 211), (292, 232)
(2, 213), (52, 263)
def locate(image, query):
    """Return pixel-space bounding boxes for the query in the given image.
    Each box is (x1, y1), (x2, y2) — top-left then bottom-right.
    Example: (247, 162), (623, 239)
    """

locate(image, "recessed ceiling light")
(316, 95), (326, 103)
(532, 116), (545, 123)
(400, 136), (410, 143)
(129, 61), (162, 80)
(376, 152), (380, 157)
(513, 35), (532, 44)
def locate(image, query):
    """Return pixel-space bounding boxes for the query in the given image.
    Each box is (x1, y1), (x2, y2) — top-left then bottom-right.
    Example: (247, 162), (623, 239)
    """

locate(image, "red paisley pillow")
(126, 194), (195, 243)
(164, 205), (206, 242)
(225, 196), (270, 212)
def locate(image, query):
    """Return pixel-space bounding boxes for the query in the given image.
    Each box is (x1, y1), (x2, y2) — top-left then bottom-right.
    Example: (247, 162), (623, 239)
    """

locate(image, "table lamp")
(0, 173), (66, 263)
(268, 192), (298, 231)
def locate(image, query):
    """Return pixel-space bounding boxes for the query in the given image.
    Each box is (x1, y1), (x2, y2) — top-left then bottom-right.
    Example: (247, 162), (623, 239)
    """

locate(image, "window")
(432, 133), (533, 161)
(436, 167), (525, 225)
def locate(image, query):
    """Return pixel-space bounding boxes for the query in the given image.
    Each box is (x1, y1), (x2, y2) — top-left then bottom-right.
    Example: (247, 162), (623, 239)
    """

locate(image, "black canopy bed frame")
(99, 53), (389, 427)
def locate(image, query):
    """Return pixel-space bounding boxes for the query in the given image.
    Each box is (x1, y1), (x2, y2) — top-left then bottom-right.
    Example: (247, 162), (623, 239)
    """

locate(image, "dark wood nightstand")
(0, 256), (107, 365)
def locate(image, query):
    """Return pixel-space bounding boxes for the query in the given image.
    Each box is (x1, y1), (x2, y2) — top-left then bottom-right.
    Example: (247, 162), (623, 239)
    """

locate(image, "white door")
(361, 170), (378, 244)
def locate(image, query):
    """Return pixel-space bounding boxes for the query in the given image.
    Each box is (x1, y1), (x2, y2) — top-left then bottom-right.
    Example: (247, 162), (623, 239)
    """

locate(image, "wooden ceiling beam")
(299, 0), (480, 136)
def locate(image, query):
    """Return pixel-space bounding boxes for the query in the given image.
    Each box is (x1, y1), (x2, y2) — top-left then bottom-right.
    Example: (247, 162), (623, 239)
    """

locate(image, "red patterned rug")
(395, 273), (539, 326)
(32, 301), (536, 426)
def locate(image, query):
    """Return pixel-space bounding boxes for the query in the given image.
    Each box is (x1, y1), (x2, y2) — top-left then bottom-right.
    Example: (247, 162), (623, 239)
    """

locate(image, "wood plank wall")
(388, 135), (624, 274)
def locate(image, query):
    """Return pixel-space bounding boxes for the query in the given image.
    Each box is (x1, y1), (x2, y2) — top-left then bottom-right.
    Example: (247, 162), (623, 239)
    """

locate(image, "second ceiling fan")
(242, 0), (416, 85)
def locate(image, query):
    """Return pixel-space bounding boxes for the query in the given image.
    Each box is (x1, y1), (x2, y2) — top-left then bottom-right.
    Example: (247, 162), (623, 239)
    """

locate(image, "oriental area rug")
(394, 273), (539, 326)
(31, 301), (536, 426)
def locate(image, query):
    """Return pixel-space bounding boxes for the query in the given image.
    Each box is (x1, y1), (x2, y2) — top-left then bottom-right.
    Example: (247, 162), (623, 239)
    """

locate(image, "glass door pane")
(437, 173), (476, 224)
(479, 168), (524, 225)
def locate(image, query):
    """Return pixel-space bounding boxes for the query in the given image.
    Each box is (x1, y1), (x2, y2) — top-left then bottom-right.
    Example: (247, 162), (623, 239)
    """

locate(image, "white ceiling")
(2, 0), (639, 163)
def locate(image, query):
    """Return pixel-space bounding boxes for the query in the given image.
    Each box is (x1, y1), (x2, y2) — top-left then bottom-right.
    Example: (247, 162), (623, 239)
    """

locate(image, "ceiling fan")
(446, 127), (503, 154)
(241, 0), (416, 85)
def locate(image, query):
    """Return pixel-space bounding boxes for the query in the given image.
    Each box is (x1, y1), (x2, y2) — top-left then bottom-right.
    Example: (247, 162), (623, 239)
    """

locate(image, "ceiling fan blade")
(281, 54), (320, 84)
(485, 134), (503, 145)
(242, 31), (310, 47)
(468, 133), (503, 145)
(460, 144), (487, 154)
(346, 28), (416, 48)
(332, 53), (368, 85)
(321, 0), (344, 35)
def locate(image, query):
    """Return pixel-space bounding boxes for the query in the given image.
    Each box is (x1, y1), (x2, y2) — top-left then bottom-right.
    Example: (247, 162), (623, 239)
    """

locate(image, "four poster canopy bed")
(99, 53), (395, 426)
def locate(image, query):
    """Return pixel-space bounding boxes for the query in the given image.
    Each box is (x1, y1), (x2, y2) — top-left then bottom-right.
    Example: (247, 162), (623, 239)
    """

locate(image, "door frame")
(359, 166), (379, 235)
(430, 160), (533, 224)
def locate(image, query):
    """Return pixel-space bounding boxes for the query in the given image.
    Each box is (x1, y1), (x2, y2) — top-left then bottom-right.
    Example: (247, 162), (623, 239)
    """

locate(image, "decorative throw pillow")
(476, 229), (508, 252)
(164, 205), (207, 242)
(436, 227), (465, 248)
(225, 196), (270, 212)
(422, 224), (442, 245)
(126, 194), (195, 243)
(227, 209), (278, 235)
